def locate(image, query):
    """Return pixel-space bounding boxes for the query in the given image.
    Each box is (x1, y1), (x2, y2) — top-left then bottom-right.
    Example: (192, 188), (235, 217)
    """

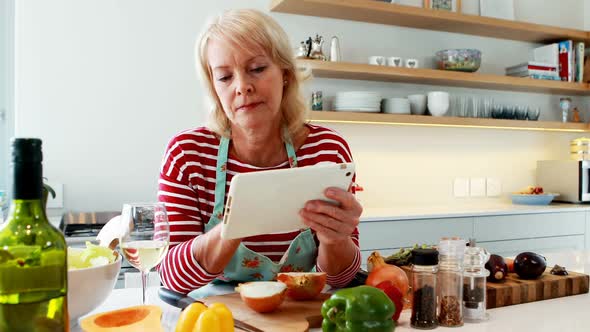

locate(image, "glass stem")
(141, 270), (148, 304)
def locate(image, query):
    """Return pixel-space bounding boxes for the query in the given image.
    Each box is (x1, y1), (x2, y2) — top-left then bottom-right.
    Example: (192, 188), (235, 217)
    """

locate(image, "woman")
(157, 9), (362, 294)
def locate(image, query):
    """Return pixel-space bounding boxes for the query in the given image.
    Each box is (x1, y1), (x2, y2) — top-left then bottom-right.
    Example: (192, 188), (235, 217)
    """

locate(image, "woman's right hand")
(193, 223), (242, 274)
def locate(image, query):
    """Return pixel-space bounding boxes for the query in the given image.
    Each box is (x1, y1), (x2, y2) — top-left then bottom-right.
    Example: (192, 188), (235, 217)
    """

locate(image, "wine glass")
(119, 203), (170, 304)
(0, 190), (6, 223)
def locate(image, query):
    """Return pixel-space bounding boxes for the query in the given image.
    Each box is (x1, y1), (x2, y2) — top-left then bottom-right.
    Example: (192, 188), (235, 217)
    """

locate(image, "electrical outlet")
(45, 182), (64, 208)
(470, 177), (486, 197)
(453, 178), (470, 197)
(486, 178), (502, 197)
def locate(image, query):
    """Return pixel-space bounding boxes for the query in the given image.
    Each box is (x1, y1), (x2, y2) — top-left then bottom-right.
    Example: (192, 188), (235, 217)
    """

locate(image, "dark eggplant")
(485, 254), (508, 282)
(514, 252), (547, 279)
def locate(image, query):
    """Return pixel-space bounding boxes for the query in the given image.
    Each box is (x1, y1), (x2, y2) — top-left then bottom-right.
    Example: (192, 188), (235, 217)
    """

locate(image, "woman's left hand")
(299, 187), (362, 245)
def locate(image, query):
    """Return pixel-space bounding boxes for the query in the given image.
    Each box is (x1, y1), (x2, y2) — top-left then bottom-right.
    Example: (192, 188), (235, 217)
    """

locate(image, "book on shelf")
(524, 73), (562, 81)
(505, 61), (557, 75)
(532, 41), (581, 83)
(575, 42), (585, 82)
(531, 43), (558, 67)
(506, 69), (560, 78)
(558, 40), (573, 82)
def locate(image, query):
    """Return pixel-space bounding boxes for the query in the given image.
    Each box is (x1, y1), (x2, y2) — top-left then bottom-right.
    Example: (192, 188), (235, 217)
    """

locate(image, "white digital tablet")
(220, 162), (355, 240)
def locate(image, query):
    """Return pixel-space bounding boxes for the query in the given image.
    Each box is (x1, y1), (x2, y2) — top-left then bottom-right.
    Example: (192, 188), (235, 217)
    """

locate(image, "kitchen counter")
(72, 250), (590, 332)
(361, 201), (590, 221)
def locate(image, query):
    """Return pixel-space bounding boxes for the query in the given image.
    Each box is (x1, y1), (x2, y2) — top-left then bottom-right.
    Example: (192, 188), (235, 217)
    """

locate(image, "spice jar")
(463, 246), (490, 322)
(410, 248), (438, 329)
(437, 237), (465, 327)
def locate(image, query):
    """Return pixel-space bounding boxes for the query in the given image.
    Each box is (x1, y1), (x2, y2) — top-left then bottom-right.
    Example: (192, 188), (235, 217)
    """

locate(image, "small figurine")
(311, 91), (323, 111)
(295, 41), (308, 59)
(309, 34), (327, 61)
(294, 35), (328, 61)
(572, 107), (582, 123)
(560, 97), (572, 123)
(305, 37), (312, 58)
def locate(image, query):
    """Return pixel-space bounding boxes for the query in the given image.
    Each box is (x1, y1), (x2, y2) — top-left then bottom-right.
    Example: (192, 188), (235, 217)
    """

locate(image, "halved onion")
(235, 281), (287, 313)
(277, 272), (327, 300)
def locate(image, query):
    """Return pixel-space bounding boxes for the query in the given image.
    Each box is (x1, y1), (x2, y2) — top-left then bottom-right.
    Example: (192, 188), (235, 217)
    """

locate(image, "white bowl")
(68, 248), (122, 321)
(427, 91), (450, 116)
(511, 193), (559, 205)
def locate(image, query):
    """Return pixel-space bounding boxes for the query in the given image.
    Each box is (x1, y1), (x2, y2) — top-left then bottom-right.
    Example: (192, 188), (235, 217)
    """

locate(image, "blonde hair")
(196, 9), (308, 140)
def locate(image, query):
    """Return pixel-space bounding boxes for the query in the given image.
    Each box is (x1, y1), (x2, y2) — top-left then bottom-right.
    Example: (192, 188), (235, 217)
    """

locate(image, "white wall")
(515, 0), (584, 30)
(13, 0), (590, 212)
(0, 0), (15, 196)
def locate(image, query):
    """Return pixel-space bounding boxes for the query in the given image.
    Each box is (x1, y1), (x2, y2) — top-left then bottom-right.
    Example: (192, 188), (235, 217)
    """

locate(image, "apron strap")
(285, 137), (298, 168)
(211, 136), (230, 221)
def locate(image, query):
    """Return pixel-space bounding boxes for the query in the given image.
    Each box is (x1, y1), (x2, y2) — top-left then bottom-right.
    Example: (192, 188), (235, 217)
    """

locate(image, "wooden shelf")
(271, 0), (590, 44)
(298, 59), (590, 95)
(308, 111), (590, 132)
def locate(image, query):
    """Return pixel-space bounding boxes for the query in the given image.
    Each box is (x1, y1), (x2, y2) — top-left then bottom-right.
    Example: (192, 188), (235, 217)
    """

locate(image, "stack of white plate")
(333, 91), (381, 113)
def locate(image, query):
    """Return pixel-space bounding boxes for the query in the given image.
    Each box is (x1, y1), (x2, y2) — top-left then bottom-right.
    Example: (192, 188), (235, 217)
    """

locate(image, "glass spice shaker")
(437, 237), (465, 327)
(410, 248), (439, 330)
(463, 246), (490, 322)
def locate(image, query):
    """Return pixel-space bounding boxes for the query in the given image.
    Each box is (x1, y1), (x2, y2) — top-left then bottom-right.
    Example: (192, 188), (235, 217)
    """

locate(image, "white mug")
(387, 56), (403, 67)
(427, 91), (450, 116)
(368, 56), (386, 66)
(405, 58), (419, 68)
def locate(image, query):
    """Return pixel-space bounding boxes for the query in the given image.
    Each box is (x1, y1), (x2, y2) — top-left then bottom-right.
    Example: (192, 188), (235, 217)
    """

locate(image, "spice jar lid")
(412, 248), (439, 266)
(463, 246), (490, 268)
(438, 237), (466, 258)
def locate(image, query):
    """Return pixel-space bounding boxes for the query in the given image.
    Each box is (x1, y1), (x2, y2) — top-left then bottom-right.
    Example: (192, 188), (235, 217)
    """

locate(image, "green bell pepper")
(321, 285), (396, 332)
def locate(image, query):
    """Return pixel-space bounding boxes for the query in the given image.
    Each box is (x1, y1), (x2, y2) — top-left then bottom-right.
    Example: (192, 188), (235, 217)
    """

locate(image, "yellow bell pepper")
(175, 302), (207, 332)
(174, 302), (234, 332)
(208, 303), (234, 332)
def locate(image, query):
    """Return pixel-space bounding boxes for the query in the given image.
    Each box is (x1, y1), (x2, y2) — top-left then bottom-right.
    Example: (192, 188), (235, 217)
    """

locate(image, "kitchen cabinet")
(479, 235), (584, 257)
(359, 216), (472, 267)
(473, 212), (586, 241)
(359, 216), (473, 249)
(358, 211), (589, 267)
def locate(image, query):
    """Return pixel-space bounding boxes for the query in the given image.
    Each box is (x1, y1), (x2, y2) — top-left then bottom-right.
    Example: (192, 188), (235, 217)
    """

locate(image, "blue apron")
(188, 135), (317, 298)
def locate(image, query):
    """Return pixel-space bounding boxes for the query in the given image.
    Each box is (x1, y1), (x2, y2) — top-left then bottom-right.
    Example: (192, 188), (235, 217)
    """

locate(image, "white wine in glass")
(120, 202), (170, 304)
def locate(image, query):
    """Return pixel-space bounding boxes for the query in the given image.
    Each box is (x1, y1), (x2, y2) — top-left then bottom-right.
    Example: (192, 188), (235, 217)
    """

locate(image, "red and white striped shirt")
(157, 124), (361, 294)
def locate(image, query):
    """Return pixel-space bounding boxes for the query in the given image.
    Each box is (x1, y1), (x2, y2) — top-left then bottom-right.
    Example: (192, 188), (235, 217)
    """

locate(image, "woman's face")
(207, 38), (285, 133)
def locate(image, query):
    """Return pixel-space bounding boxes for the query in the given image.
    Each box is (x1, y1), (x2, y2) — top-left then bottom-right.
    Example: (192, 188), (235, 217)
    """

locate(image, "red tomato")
(376, 281), (404, 322)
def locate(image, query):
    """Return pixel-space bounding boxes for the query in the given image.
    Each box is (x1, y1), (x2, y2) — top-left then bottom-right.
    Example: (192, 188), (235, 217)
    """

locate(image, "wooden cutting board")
(486, 269), (589, 309)
(402, 266), (589, 309)
(202, 293), (329, 332)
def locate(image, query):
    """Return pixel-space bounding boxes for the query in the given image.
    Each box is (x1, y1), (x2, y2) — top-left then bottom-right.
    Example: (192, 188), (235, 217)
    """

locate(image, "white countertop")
(361, 201), (590, 221)
(72, 250), (590, 332)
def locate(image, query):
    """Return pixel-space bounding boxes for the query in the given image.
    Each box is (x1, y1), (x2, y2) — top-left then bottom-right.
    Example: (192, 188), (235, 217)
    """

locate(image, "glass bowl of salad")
(67, 242), (121, 321)
(436, 49), (482, 72)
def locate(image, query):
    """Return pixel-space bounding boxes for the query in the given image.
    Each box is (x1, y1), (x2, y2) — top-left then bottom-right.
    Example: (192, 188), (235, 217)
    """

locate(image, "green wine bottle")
(0, 138), (68, 331)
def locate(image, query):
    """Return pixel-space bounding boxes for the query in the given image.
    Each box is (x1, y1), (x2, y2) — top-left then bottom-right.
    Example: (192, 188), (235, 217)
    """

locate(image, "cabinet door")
(474, 212), (585, 242)
(358, 217), (473, 251)
(479, 235), (585, 257)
